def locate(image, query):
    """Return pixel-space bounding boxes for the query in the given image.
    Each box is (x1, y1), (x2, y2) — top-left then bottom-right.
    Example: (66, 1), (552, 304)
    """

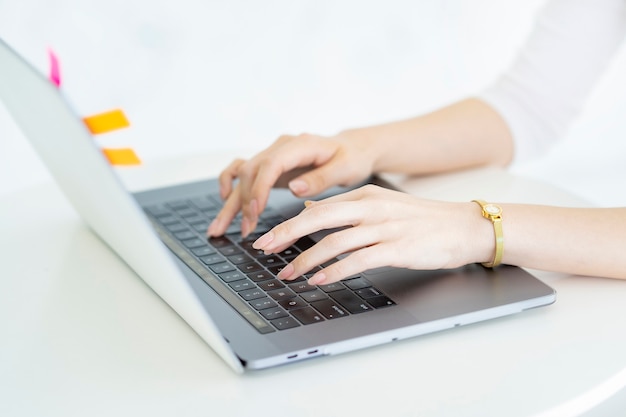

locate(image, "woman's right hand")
(207, 131), (378, 238)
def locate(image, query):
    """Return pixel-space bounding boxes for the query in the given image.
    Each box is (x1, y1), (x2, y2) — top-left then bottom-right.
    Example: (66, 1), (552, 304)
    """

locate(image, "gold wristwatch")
(472, 200), (503, 268)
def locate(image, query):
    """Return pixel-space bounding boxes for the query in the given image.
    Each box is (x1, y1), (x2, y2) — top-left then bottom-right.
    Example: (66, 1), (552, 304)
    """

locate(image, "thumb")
(288, 161), (356, 197)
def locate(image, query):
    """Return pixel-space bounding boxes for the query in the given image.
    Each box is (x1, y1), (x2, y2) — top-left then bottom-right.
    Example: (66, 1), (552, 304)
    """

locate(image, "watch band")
(472, 200), (503, 268)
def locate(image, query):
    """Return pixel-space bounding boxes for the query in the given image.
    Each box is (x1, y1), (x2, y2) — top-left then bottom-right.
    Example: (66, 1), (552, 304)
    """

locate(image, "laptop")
(0, 38), (556, 373)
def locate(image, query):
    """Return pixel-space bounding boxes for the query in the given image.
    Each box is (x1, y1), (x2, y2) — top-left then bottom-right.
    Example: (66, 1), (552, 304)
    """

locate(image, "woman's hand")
(251, 184), (492, 285)
(208, 132), (379, 237)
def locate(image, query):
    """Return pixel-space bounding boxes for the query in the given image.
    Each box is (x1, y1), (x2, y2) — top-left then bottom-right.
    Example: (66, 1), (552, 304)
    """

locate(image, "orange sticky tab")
(83, 109), (130, 134)
(102, 148), (141, 165)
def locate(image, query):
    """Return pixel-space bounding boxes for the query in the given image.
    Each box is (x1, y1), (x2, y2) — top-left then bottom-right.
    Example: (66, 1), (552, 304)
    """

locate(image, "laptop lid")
(0, 38), (244, 373)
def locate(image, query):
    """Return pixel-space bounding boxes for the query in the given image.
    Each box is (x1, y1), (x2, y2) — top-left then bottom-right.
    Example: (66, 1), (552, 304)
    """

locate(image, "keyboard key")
(288, 275), (307, 283)
(355, 287), (384, 298)
(145, 205), (170, 217)
(158, 215), (179, 225)
(299, 289), (328, 302)
(218, 246), (242, 256)
(278, 297), (308, 310)
(218, 270), (245, 283)
(167, 200), (189, 210)
(183, 215), (207, 225)
(202, 208), (219, 218)
(191, 246), (215, 257)
(209, 262), (235, 274)
(247, 271), (273, 282)
(237, 234), (263, 249)
(208, 236), (232, 248)
(258, 255), (282, 267)
(190, 197), (218, 211)
(227, 253), (253, 265)
(225, 224), (242, 234)
(294, 237), (316, 251)
(192, 222), (210, 233)
(310, 299), (349, 319)
(259, 306), (289, 320)
(259, 306), (287, 319)
(318, 282), (346, 293)
(321, 259), (338, 268)
(175, 208), (198, 218)
(250, 297), (278, 311)
(278, 247), (300, 258)
(366, 296), (396, 308)
(229, 279), (255, 292)
(267, 264), (287, 275)
(182, 238), (207, 249)
(291, 307), (325, 325)
(330, 290), (373, 314)
(267, 288), (296, 301)
(257, 279), (285, 291)
(246, 248), (267, 258)
(270, 316), (300, 330)
(343, 277), (372, 290)
(165, 222), (188, 233)
(238, 262), (264, 274)
(288, 282), (316, 293)
(200, 254), (225, 265)
(281, 254), (298, 263)
(174, 230), (196, 240)
(239, 288), (266, 301)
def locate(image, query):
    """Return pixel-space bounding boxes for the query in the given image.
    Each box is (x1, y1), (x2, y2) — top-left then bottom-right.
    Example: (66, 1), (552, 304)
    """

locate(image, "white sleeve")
(478, 0), (626, 166)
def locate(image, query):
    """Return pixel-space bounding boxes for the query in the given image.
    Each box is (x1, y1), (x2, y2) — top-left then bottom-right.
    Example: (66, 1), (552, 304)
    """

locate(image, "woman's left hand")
(252, 184), (492, 285)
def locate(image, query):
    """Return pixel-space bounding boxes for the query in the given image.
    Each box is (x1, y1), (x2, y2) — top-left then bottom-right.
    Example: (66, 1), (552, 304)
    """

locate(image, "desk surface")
(2, 152), (626, 417)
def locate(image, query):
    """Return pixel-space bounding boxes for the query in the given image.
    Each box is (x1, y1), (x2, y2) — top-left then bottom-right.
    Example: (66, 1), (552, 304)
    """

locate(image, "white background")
(1, 0), (625, 206)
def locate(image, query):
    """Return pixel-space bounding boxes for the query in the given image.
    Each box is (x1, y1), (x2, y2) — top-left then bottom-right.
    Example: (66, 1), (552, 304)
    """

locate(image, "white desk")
(2, 152), (626, 417)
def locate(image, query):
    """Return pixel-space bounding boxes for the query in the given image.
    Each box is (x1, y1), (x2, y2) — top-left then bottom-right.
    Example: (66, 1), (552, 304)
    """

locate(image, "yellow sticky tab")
(83, 109), (130, 134)
(102, 148), (141, 166)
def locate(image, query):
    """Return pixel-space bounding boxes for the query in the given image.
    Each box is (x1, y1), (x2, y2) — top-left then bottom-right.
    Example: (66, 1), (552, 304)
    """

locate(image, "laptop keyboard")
(144, 194), (395, 333)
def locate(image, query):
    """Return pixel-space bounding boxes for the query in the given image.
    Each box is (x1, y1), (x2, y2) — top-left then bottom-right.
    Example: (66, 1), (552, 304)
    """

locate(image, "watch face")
(484, 204), (502, 215)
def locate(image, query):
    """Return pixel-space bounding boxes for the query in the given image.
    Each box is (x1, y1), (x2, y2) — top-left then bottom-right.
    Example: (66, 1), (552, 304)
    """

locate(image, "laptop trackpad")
(363, 265), (526, 321)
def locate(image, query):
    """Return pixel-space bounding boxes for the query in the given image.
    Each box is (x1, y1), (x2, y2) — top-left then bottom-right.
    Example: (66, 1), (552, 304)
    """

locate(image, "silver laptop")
(0, 38), (556, 373)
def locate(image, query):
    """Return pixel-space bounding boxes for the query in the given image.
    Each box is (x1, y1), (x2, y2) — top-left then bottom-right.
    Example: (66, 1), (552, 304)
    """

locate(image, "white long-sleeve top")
(479, 0), (626, 165)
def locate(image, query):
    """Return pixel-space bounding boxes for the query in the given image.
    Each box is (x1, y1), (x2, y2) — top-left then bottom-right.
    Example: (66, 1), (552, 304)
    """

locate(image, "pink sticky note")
(48, 48), (60, 87)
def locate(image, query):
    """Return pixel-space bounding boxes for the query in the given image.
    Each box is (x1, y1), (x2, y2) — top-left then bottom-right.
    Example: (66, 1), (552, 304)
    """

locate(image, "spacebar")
(148, 218), (275, 334)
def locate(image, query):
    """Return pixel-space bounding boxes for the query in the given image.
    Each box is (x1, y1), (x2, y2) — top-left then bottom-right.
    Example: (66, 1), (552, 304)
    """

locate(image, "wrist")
(335, 127), (385, 173)
(471, 200), (504, 267)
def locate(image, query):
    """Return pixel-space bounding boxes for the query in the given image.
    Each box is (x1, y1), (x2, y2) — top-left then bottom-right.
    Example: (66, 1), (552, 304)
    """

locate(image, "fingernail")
(207, 218), (221, 236)
(288, 179), (309, 195)
(277, 263), (294, 280)
(253, 231), (274, 249)
(308, 272), (326, 286)
(304, 200), (314, 208)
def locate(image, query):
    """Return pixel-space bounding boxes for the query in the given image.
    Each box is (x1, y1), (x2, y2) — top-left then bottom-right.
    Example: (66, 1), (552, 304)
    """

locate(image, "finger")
(238, 140), (335, 236)
(288, 159), (367, 198)
(218, 159), (246, 200)
(308, 183), (386, 205)
(252, 200), (368, 254)
(307, 245), (386, 285)
(276, 225), (381, 281)
(244, 161), (289, 233)
(207, 185), (243, 236)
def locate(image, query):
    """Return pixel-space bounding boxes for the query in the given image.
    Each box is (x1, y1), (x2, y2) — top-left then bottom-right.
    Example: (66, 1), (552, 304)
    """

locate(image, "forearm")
(496, 204), (626, 279)
(339, 98), (514, 175)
